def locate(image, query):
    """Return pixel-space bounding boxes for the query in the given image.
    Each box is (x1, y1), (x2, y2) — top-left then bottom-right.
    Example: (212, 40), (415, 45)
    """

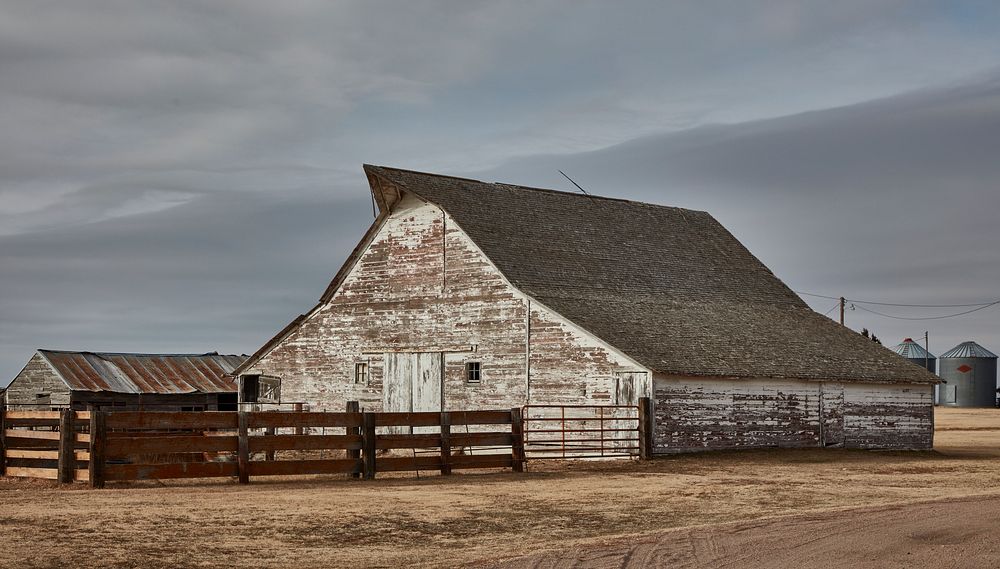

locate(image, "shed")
(5, 350), (246, 411)
(234, 165), (939, 452)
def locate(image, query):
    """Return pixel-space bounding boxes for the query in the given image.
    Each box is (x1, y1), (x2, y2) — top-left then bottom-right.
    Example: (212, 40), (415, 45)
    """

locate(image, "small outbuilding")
(5, 350), (245, 411)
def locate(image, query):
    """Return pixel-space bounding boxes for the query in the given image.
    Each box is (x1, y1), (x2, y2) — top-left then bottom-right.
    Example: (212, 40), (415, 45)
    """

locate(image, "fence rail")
(523, 399), (653, 459)
(0, 408), (91, 482)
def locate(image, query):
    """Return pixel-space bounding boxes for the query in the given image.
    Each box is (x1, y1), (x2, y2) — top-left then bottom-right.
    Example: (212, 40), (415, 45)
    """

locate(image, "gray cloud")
(4, 2), (1000, 380)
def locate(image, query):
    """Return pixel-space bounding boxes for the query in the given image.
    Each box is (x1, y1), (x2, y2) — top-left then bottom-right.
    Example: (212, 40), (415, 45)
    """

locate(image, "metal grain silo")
(938, 341), (998, 407)
(891, 338), (940, 403)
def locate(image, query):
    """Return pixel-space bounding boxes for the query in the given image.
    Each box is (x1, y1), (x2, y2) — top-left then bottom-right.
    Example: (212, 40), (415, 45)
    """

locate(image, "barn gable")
(238, 192), (650, 411)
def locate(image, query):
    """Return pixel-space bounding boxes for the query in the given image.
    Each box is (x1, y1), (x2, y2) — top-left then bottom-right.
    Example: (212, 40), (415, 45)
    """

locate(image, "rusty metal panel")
(36, 351), (244, 394)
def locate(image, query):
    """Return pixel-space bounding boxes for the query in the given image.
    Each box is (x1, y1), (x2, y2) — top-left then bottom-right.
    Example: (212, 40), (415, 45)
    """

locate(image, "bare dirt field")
(2, 407), (999, 569)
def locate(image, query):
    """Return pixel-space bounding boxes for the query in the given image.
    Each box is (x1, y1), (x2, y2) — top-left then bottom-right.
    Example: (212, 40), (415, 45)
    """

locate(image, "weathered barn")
(5, 350), (245, 411)
(234, 165), (939, 452)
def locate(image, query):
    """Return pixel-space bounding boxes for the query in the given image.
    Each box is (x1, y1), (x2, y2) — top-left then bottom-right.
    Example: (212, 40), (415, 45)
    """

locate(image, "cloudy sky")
(3, 1), (1000, 382)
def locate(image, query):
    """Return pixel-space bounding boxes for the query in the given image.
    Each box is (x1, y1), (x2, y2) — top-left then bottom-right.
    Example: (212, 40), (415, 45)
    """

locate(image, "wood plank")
(247, 458), (362, 477)
(362, 413), (376, 480)
(74, 451), (91, 461)
(3, 418), (61, 428)
(104, 412), (238, 430)
(376, 456), (443, 472)
(440, 412), (452, 476)
(74, 469), (89, 483)
(451, 454), (514, 469)
(74, 411), (91, 421)
(5, 411), (61, 420)
(89, 410), (106, 488)
(374, 411), (441, 427)
(59, 409), (74, 483)
(5, 429), (61, 441)
(248, 434), (362, 452)
(105, 435), (238, 455)
(237, 412), (249, 484)
(247, 412), (362, 429)
(448, 410), (514, 425)
(510, 407), (525, 473)
(6, 466), (59, 479)
(75, 433), (91, 443)
(346, 401), (360, 479)
(0, 408), (5, 477)
(375, 434), (441, 450)
(450, 432), (515, 447)
(5, 449), (59, 460)
(104, 461), (239, 481)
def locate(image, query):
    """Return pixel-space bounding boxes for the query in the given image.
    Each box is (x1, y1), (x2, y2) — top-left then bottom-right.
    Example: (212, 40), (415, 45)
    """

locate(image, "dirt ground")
(1, 407), (999, 569)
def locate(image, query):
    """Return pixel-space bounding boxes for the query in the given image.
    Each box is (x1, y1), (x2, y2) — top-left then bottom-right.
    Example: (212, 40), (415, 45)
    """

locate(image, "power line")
(796, 290), (1000, 308)
(852, 302), (1000, 321)
(558, 170), (590, 195)
(822, 302), (840, 317)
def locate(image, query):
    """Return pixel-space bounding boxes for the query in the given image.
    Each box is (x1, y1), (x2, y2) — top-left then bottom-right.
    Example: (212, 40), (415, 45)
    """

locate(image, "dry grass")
(2, 407), (1000, 568)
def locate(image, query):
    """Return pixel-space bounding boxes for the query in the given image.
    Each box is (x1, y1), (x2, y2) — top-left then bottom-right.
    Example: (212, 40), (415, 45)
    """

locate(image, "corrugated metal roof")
(940, 341), (998, 359)
(891, 338), (935, 359)
(38, 350), (245, 394)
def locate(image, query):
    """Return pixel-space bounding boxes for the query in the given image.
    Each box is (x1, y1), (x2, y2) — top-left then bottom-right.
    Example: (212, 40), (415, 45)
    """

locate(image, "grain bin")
(938, 341), (998, 407)
(891, 338), (940, 403)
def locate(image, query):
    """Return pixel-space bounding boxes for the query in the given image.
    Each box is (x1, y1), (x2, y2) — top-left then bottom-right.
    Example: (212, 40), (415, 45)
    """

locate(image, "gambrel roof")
(237, 165), (938, 384)
(35, 350), (244, 394)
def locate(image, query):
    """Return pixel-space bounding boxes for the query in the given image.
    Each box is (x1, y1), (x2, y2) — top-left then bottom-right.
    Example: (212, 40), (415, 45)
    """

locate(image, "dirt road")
(488, 496), (1000, 569)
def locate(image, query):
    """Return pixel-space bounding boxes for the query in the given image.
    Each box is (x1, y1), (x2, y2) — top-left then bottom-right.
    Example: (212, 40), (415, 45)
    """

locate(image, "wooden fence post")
(638, 397), (654, 460)
(264, 426), (275, 461)
(88, 409), (106, 489)
(362, 412), (376, 480)
(294, 402), (303, 436)
(439, 411), (452, 476)
(58, 409), (74, 484)
(0, 407), (6, 477)
(237, 411), (250, 484)
(346, 401), (361, 479)
(510, 407), (525, 473)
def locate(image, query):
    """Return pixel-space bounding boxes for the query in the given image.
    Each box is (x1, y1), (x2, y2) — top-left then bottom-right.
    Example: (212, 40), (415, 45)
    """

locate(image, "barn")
(5, 350), (245, 411)
(233, 165), (938, 452)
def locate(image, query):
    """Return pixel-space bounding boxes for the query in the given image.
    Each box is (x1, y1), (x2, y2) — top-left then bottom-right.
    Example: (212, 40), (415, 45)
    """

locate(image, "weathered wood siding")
(5, 353), (71, 407)
(247, 194), (647, 412)
(653, 375), (933, 452)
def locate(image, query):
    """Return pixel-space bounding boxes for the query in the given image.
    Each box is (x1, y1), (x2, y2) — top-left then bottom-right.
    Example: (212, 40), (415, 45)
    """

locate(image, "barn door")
(614, 372), (648, 451)
(382, 352), (443, 433)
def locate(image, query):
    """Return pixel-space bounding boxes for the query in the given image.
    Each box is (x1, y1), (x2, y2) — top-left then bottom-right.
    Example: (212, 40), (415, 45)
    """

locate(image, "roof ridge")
(38, 349), (230, 357)
(365, 163), (709, 214)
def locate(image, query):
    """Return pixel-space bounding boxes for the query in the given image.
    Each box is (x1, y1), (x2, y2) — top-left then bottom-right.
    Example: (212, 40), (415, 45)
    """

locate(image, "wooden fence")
(1, 406), (525, 487)
(0, 409), (91, 483)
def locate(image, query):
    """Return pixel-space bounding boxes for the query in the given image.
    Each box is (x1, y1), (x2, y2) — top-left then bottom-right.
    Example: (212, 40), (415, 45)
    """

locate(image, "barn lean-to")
(233, 165), (939, 453)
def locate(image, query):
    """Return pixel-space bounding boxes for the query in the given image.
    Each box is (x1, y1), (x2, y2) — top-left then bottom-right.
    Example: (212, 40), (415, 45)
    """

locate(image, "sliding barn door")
(382, 352), (443, 433)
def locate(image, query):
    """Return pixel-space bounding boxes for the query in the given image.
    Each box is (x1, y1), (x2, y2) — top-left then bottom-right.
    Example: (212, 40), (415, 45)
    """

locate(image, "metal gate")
(522, 404), (641, 459)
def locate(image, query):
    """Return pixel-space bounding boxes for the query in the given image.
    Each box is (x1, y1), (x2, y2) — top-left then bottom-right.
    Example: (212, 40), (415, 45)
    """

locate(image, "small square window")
(465, 362), (481, 384)
(355, 362), (369, 385)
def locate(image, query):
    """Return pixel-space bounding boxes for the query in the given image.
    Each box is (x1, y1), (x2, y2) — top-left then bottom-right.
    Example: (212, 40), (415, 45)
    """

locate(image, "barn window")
(240, 374), (281, 404)
(354, 362), (369, 385)
(465, 362), (481, 384)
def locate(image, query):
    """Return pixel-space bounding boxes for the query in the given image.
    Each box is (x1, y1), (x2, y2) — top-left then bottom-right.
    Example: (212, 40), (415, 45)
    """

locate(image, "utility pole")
(924, 331), (930, 373)
(839, 297), (846, 326)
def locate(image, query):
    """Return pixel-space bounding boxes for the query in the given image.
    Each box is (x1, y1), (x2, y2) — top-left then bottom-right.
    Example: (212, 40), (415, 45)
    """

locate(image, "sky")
(3, 1), (1000, 382)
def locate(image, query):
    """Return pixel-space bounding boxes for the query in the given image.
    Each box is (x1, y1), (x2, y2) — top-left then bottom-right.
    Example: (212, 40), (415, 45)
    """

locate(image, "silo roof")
(940, 341), (998, 359)
(891, 338), (935, 359)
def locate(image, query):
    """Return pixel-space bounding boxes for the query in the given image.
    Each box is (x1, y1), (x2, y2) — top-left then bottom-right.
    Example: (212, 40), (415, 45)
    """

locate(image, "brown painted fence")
(82, 406), (525, 487)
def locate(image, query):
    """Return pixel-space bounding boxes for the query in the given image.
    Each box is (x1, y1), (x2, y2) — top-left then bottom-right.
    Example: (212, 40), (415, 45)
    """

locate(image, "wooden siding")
(248, 194), (647, 412)
(5, 353), (71, 407)
(653, 376), (933, 452)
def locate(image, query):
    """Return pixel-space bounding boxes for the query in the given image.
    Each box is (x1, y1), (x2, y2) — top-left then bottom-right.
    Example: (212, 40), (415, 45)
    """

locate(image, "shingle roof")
(891, 339), (935, 360)
(39, 350), (245, 394)
(940, 341), (998, 359)
(363, 165), (939, 384)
